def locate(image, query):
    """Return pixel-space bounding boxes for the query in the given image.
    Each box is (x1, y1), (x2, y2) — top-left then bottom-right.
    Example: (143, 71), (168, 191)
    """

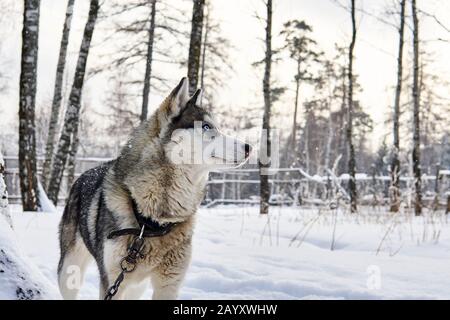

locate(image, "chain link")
(104, 226), (146, 300)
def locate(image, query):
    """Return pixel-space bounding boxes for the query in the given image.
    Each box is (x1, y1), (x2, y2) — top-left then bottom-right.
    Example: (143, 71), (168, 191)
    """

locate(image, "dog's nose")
(244, 144), (252, 158)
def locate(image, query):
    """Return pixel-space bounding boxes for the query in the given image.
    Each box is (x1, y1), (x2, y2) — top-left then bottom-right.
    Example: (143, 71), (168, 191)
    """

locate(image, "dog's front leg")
(150, 244), (192, 300)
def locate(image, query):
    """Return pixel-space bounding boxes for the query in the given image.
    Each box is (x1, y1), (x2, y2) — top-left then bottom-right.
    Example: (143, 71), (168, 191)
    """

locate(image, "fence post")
(237, 175), (241, 200)
(221, 173), (226, 201)
(433, 163), (440, 211)
(446, 195), (449, 215)
(371, 164), (377, 207)
(326, 172), (331, 200)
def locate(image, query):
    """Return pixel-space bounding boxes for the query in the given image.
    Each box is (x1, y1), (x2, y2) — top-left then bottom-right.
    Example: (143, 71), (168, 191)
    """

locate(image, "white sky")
(1, 0), (449, 151)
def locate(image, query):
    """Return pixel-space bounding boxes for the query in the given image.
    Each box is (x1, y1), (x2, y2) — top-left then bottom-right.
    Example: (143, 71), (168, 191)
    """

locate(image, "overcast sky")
(1, 0), (449, 151)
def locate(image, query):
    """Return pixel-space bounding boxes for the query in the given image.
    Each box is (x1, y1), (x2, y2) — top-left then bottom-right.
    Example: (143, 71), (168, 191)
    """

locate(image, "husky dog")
(57, 78), (251, 300)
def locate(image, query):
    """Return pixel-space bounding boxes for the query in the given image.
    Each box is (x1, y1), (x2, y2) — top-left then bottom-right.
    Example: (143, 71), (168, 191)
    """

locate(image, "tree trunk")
(66, 117), (80, 191)
(47, 0), (99, 205)
(259, 0), (272, 215)
(389, 0), (406, 213)
(305, 112), (310, 173)
(18, 0), (40, 212)
(41, 0), (75, 190)
(283, 61), (300, 168)
(432, 163), (440, 211)
(141, 0), (156, 122)
(411, 0), (422, 216)
(337, 66), (347, 174)
(199, 3), (209, 108)
(324, 101), (333, 172)
(347, 0), (357, 213)
(187, 0), (205, 95)
(287, 59), (301, 166)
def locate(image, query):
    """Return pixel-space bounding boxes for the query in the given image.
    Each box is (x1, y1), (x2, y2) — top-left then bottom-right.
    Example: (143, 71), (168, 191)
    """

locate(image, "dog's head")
(157, 77), (252, 170)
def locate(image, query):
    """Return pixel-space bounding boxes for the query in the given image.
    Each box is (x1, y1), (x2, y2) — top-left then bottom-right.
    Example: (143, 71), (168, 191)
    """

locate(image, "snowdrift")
(0, 214), (58, 299)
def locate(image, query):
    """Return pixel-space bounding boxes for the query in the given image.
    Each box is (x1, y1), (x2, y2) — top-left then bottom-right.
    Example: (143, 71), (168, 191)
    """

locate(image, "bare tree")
(259, 0), (273, 215)
(347, 0), (357, 213)
(187, 0), (205, 94)
(411, 0), (422, 215)
(48, 0), (99, 204)
(92, 0), (186, 120)
(141, 0), (156, 122)
(19, 0), (40, 211)
(41, 0), (75, 190)
(389, 0), (406, 213)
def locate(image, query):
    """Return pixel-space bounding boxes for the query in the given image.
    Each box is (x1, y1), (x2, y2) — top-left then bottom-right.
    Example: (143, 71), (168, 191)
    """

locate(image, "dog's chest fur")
(125, 163), (207, 222)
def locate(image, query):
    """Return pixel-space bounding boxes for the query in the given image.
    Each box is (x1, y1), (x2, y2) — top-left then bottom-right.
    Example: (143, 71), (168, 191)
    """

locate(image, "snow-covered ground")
(7, 205), (450, 299)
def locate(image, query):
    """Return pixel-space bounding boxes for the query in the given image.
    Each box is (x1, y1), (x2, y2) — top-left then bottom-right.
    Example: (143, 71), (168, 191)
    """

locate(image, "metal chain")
(104, 226), (146, 300)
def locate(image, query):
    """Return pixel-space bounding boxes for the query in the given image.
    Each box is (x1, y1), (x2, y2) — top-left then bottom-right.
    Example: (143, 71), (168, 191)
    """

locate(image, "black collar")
(104, 190), (178, 240)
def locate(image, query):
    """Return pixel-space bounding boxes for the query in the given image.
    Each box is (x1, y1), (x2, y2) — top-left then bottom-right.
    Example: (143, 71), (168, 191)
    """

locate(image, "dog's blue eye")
(202, 123), (211, 131)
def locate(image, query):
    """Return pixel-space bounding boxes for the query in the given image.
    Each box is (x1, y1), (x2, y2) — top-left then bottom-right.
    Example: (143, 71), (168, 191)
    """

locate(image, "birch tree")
(48, 0), (99, 204)
(411, 0), (422, 215)
(66, 116), (80, 191)
(187, 0), (205, 94)
(41, 0), (75, 190)
(389, 0), (406, 213)
(259, 0), (273, 215)
(18, 0), (40, 211)
(347, 0), (357, 213)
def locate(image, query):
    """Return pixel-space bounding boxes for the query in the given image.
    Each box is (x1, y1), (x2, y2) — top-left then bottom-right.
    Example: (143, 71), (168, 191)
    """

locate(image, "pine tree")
(280, 20), (322, 168)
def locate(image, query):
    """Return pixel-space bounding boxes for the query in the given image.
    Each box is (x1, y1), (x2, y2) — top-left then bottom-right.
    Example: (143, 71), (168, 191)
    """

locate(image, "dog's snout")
(244, 144), (252, 158)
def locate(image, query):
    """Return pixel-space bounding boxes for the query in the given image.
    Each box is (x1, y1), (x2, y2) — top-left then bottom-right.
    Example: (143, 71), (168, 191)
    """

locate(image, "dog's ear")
(164, 77), (189, 118)
(188, 89), (202, 107)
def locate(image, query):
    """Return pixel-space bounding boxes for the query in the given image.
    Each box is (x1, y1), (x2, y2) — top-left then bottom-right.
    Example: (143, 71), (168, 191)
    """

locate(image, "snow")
(0, 214), (59, 299)
(1, 152), (12, 228)
(5, 205), (450, 300)
(37, 181), (57, 213)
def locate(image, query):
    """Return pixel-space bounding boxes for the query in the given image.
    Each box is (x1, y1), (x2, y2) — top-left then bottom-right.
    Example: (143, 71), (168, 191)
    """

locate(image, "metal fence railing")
(3, 156), (449, 208)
